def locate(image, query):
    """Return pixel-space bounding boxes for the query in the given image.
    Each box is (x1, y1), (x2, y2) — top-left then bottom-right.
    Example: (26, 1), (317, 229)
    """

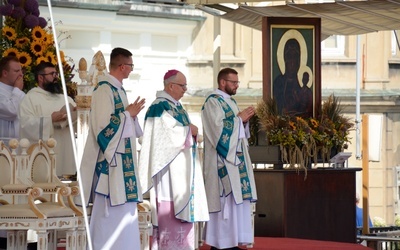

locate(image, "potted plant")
(253, 94), (354, 170)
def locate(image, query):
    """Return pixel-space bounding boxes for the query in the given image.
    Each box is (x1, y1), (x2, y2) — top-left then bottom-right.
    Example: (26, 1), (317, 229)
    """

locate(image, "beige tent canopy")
(191, 0), (400, 38)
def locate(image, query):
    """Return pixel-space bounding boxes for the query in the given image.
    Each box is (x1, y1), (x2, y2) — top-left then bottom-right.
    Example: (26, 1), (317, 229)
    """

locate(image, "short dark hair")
(35, 62), (55, 82)
(109, 47), (132, 70)
(217, 68), (238, 85)
(0, 56), (20, 77)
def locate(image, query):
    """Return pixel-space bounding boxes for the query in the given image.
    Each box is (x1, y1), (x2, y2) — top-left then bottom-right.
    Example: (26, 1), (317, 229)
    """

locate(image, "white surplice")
(0, 82), (25, 244)
(0, 82), (25, 142)
(139, 91), (209, 249)
(78, 74), (142, 250)
(90, 194), (140, 250)
(19, 87), (76, 176)
(201, 89), (257, 248)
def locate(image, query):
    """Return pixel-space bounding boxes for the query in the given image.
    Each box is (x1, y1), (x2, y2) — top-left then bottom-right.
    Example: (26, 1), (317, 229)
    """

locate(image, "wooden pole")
(362, 114), (370, 235)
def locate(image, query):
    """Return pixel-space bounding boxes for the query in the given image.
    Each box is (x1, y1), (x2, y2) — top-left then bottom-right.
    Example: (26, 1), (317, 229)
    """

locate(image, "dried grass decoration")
(255, 94), (354, 170)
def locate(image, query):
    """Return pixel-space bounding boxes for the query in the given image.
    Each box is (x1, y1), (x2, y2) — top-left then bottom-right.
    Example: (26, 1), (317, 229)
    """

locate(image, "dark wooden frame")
(262, 17), (321, 118)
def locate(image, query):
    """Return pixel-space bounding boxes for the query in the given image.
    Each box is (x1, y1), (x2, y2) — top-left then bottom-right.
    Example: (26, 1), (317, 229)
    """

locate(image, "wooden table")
(253, 168), (361, 243)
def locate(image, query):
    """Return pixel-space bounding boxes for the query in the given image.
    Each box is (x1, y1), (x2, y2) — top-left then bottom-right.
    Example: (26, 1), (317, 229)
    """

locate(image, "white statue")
(86, 51), (107, 86)
(78, 58), (87, 85)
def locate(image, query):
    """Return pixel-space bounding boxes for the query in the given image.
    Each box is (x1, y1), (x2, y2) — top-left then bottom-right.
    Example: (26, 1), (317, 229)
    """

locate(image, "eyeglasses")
(120, 63), (134, 68)
(224, 79), (240, 85)
(171, 82), (188, 89)
(40, 72), (59, 77)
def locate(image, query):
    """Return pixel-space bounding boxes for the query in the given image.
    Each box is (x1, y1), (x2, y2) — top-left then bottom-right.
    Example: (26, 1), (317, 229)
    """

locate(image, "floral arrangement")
(0, 0), (77, 99)
(255, 94), (354, 169)
(395, 215), (400, 226)
(373, 216), (387, 227)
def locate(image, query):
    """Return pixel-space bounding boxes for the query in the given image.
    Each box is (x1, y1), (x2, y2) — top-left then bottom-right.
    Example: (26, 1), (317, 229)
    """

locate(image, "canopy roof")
(193, 0), (400, 38)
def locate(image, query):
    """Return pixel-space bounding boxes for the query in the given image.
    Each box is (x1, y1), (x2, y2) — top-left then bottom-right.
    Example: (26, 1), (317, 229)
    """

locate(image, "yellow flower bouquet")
(0, 0), (76, 98)
(255, 94), (354, 169)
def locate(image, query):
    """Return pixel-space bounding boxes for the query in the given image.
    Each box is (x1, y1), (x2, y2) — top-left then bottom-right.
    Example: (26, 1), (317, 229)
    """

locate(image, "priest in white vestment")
(139, 69), (209, 250)
(19, 62), (77, 177)
(78, 48), (146, 250)
(0, 56), (25, 143)
(201, 67), (257, 250)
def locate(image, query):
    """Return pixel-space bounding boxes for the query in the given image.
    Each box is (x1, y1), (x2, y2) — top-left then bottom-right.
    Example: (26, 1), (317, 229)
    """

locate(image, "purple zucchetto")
(164, 69), (180, 80)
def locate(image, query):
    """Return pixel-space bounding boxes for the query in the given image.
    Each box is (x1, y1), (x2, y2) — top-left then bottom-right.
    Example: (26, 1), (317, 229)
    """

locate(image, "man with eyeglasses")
(201, 67), (257, 250)
(19, 61), (77, 177)
(139, 69), (209, 250)
(78, 47), (145, 250)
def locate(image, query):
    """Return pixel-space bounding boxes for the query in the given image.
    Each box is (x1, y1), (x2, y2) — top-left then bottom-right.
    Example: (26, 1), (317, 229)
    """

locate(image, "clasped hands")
(52, 103), (77, 123)
(238, 106), (255, 123)
(127, 96), (146, 118)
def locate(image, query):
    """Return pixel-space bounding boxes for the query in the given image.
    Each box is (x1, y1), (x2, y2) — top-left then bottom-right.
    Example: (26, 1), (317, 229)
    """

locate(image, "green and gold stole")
(95, 81), (139, 202)
(203, 94), (253, 200)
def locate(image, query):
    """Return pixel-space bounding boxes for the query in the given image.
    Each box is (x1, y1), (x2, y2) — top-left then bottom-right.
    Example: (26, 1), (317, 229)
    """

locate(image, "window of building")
(321, 35), (345, 57)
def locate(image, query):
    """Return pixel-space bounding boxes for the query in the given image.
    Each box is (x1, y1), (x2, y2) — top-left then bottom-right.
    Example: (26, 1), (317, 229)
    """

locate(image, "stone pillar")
(36, 230), (48, 250)
(75, 58), (94, 164)
(76, 217), (86, 250)
(75, 51), (107, 164)
(65, 228), (77, 250)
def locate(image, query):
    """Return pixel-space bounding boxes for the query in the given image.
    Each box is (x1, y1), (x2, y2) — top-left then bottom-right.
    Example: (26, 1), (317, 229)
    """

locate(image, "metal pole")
(356, 35), (362, 159)
(213, 16), (221, 89)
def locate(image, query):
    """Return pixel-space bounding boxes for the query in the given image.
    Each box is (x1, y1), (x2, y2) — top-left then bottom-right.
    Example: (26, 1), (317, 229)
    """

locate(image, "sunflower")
(30, 40), (44, 56)
(2, 26), (17, 41)
(60, 50), (67, 64)
(309, 118), (319, 128)
(289, 121), (296, 130)
(15, 37), (30, 48)
(45, 51), (57, 65)
(31, 26), (46, 41)
(18, 51), (32, 67)
(36, 56), (48, 65)
(3, 47), (19, 57)
(42, 33), (54, 45)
